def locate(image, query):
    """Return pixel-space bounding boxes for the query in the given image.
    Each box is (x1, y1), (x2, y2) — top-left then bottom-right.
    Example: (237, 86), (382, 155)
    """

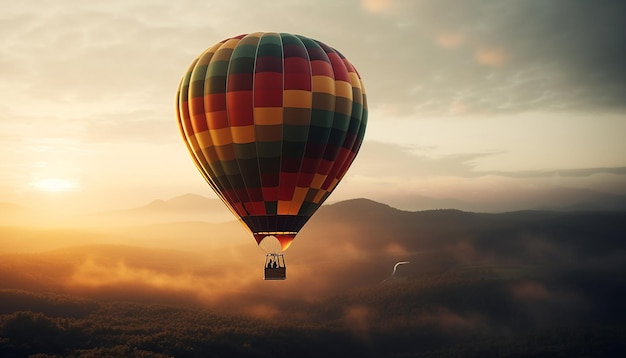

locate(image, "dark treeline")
(1, 270), (625, 358)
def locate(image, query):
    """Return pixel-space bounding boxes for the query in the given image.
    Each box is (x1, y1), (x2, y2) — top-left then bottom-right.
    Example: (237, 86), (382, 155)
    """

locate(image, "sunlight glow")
(31, 178), (79, 192)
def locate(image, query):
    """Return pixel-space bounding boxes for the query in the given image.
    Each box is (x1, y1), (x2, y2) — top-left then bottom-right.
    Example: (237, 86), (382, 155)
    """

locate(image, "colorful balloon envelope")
(176, 32), (367, 253)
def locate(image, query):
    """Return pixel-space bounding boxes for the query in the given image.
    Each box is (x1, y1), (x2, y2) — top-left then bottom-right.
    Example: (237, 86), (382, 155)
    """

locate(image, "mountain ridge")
(1, 190), (625, 230)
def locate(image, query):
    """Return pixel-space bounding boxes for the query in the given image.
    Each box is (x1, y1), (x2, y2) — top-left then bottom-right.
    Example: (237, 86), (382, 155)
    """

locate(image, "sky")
(1, 0), (626, 215)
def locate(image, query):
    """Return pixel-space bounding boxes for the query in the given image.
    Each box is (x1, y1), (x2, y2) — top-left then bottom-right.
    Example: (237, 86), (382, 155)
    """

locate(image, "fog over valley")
(1, 195), (625, 356)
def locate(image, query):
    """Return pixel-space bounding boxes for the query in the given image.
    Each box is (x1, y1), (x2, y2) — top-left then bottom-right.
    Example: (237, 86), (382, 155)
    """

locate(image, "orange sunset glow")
(1, 1), (626, 357)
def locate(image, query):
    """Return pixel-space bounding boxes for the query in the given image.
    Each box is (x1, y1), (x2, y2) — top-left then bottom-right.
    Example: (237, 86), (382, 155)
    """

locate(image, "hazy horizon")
(3, 188), (626, 231)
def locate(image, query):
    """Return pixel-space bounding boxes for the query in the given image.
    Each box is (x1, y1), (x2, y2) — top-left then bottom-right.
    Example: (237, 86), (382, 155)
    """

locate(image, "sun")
(31, 178), (79, 193)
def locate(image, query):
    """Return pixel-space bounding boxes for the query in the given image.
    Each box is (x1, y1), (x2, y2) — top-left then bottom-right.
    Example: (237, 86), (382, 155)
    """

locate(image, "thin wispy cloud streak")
(354, 142), (626, 181)
(484, 167), (626, 179)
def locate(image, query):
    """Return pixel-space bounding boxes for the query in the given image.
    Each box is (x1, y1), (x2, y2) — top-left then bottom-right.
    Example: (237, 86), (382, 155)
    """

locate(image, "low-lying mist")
(1, 197), (625, 356)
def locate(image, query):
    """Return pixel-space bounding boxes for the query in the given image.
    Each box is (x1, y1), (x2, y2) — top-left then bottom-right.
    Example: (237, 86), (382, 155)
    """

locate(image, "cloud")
(4, 0), (626, 122)
(384, 242), (409, 256)
(0, 3), (219, 150)
(435, 33), (464, 49)
(343, 305), (374, 339)
(484, 166), (626, 179)
(357, 0), (626, 115)
(474, 47), (508, 67)
(332, 140), (626, 209)
(66, 256), (261, 305)
(352, 141), (626, 181)
(350, 141), (493, 178)
(419, 307), (484, 332)
(4, 0), (625, 138)
(361, 0), (395, 14)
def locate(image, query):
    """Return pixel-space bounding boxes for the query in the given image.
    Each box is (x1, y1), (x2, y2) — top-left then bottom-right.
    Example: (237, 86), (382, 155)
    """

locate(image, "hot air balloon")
(176, 32), (367, 280)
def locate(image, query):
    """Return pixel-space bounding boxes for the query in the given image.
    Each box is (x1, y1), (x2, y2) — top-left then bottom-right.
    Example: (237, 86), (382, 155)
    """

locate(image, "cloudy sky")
(1, 0), (625, 214)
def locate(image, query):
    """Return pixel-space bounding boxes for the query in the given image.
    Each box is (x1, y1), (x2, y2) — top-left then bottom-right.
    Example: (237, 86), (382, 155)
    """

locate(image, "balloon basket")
(264, 253), (286, 280)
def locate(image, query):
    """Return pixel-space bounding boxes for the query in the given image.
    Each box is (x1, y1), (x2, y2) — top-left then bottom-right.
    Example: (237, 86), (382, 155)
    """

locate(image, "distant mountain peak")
(329, 197), (396, 210)
(124, 194), (219, 213)
(135, 199), (168, 211)
(163, 193), (217, 208)
(165, 193), (210, 203)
